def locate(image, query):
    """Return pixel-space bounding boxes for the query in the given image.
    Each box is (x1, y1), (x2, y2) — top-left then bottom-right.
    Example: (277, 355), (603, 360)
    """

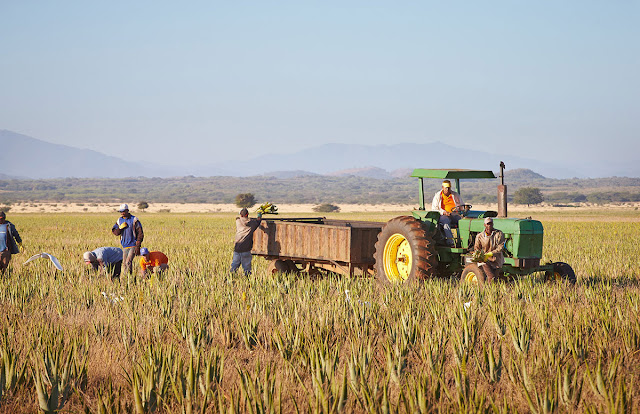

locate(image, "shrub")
(235, 193), (257, 208)
(313, 203), (340, 213)
(137, 201), (149, 211)
(513, 187), (543, 206)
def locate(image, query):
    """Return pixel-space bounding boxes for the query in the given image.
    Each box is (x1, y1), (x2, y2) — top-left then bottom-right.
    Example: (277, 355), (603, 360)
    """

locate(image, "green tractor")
(374, 165), (575, 285)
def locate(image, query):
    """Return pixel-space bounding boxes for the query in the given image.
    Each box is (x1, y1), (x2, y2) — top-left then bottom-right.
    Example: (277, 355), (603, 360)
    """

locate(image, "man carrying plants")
(111, 203), (144, 279)
(230, 207), (262, 276)
(0, 211), (23, 274)
(473, 217), (505, 281)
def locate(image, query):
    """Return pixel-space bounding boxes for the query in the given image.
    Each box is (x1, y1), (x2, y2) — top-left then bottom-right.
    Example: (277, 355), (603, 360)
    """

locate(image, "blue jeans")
(439, 214), (460, 246)
(230, 251), (253, 276)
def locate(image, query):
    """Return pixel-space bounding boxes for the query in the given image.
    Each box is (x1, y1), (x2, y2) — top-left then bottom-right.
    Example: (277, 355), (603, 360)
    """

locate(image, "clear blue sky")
(1, 1), (638, 171)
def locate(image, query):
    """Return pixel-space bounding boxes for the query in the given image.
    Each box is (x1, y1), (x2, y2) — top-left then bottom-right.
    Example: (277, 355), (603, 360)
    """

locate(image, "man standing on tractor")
(431, 180), (463, 246)
(474, 217), (505, 281)
(230, 207), (262, 276)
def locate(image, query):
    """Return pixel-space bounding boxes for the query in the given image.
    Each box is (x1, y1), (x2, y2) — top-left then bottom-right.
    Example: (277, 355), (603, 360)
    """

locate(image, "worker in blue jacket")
(111, 204), (144, 278)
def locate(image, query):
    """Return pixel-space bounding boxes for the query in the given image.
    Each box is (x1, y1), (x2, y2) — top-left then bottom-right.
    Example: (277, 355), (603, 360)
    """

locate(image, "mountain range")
(0, 129), (636, 179)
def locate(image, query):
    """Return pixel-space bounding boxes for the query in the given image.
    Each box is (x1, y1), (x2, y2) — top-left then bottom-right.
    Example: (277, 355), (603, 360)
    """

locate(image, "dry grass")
(0, 211), (639, 413)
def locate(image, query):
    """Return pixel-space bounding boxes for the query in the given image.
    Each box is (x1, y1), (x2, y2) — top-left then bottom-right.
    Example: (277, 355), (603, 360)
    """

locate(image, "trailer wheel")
(284, 260), (300, 274)
(460, 263), (491, 285)
(545, 262), (576, 284)
(267, 259), (289, 274)
(374, 216), (438, 284)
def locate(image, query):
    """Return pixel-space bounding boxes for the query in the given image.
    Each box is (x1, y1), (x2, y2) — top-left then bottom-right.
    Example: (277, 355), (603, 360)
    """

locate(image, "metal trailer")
(251, 217), (384, 276)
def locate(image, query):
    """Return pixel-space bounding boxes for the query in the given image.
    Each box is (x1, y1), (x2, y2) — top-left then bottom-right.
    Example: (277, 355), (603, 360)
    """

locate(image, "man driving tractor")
(431, 179), (463, 246)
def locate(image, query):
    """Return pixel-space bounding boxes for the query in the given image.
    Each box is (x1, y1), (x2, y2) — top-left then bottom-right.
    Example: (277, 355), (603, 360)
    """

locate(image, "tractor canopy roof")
(411, 169), (496, 180)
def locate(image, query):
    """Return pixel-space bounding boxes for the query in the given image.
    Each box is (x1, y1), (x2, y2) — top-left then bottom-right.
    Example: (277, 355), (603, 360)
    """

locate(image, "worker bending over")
(83, 246), (123, 280)
(139, 247), (169, 277)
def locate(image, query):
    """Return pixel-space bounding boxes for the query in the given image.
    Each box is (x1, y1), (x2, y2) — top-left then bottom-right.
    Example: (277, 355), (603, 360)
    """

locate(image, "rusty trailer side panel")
(252, 219), (384, 267)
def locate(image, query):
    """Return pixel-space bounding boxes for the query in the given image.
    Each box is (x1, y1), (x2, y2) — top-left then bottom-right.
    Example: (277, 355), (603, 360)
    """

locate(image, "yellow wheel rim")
(465, 271), (478, 284)
(383, 233), (412, 283)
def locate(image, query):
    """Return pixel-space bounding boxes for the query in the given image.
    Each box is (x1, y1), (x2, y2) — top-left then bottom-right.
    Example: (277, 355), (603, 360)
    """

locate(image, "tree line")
(0, 175), (637, 206)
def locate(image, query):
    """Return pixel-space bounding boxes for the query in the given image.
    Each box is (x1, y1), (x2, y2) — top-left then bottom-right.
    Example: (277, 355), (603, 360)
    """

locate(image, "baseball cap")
(484, 217), (494, 224)
(83, 251), (97, 262)
(239, 208), (249, 216)
(442, 180), (451, 188)
(117, 203), (129, 212)
(140, 247), (149, 255)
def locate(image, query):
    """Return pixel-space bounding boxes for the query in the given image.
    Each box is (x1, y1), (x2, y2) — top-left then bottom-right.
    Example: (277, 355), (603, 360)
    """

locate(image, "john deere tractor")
(374, 165), (575, 285)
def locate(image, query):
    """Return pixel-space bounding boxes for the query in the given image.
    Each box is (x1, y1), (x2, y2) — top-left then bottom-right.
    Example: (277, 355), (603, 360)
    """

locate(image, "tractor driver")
(431, 180), (463, 247)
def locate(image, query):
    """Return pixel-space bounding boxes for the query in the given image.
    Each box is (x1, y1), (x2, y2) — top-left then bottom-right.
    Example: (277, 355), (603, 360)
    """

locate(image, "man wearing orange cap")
(431, 180), (463, 246)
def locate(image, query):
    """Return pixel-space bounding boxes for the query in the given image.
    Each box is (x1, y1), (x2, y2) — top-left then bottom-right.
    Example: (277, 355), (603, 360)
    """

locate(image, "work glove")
(18, 242), (24, 252)
(119, 222), (128, 229)
(483, 252), (493, 262)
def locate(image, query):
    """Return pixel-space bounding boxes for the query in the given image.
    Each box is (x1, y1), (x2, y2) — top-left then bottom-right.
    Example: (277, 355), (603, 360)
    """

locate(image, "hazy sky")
(1, 1), (638, 169)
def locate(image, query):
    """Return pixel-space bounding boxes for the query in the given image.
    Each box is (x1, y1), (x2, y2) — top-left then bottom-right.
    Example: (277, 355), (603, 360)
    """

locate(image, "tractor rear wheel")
(545, 262), (576, 284)
(460, 263), (492, 285)
(374, 216), (438, 284)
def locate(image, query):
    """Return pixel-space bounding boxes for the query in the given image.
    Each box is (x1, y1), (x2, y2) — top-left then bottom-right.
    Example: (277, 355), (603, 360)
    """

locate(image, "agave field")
(1, 211), (639, 413)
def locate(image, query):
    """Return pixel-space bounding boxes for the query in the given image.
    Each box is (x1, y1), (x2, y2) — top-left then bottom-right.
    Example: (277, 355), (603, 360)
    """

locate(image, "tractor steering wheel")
(455, 204), (473, 215)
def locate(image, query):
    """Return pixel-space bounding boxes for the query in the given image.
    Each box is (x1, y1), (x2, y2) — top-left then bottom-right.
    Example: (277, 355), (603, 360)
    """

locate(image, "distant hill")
(390, 168), (413, 178)
(213, 142), (581, 179)
(261, 170), (319, 179)
(3, 130), (636, 179)
(0, 130), (174, 179)
(507, 168), (546, 180)
(328, 166), (391, 179)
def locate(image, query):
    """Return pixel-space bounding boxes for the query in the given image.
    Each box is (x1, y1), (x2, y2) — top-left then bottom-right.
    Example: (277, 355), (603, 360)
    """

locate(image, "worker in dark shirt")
(230, 208), (262, 276)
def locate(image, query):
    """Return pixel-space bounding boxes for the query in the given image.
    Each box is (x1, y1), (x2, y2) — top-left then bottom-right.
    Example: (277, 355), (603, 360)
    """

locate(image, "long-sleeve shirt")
(234, 217), (261, 253)
(474, 229), (505, 269)
(112, 215), (144, 248)
(431, 190), (463, 214)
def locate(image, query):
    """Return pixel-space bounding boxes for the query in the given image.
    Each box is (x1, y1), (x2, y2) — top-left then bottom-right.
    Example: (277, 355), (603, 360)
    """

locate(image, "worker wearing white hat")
(111, 203), (144, 280)
(473, 217), (505, 281)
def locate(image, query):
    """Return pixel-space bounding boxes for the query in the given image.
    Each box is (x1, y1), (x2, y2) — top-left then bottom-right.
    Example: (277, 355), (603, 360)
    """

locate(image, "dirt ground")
(5, 201), (640, 214)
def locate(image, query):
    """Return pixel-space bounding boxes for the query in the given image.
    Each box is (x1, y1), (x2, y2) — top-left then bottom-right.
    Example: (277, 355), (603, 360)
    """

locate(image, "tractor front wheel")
(374, 216), (438, 284)
(460, 263), (492, 285)
(545, 262), (576, 284)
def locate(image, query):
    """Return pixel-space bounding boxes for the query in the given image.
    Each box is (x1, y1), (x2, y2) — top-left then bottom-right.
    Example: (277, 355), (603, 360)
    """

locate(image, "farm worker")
(83, 246), (123, 280)
(139, 247), (169, 277)
(473, 217), (505, 281)
(431, 180), (463, 246)
(111, 203), (144, 278)
(0, 211), (23, 274)
(230, 207), (262, 276)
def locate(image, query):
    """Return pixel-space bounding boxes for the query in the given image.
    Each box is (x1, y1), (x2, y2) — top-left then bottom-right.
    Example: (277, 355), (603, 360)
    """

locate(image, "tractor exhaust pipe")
(498, 161), (508, 217)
